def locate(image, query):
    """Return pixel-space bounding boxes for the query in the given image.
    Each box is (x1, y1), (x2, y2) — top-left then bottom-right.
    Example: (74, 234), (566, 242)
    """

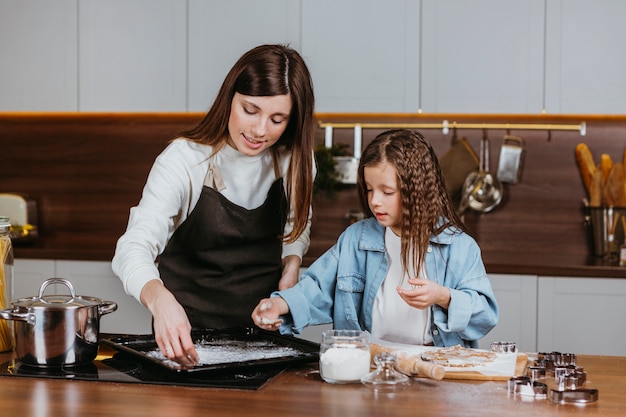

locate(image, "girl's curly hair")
(357, 129), (468, 276)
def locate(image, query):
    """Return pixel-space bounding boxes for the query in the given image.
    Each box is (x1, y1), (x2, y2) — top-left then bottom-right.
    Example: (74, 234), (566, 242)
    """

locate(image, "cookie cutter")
(557, 370), (587, 390)
(549, 388), (598, 404)
(527, 365), (546, 381)
(537, 351), (576, 368)
(490, 341), (517, 354)
(508, 376), (547, 398)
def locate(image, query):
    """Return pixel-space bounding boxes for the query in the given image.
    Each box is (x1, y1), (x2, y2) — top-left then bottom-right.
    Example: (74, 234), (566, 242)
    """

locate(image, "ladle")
(458, 132), (503, 215)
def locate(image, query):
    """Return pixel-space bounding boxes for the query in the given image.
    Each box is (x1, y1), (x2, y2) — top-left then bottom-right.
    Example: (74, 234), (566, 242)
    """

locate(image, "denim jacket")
(274, 217), (499, 348)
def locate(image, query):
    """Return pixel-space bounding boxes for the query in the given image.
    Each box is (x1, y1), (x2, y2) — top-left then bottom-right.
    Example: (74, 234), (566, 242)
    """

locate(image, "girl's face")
(364, 161), (402, 236)
(227, 92), (292, 156)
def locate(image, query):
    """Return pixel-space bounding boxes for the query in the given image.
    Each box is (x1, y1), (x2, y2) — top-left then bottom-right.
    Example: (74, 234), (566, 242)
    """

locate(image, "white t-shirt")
(371, 228), (433, 345)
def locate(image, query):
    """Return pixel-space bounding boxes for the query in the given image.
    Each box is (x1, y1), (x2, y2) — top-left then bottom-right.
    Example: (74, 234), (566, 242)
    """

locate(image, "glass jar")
(319, 330), (370, 384)
(0, 216), (14, 352)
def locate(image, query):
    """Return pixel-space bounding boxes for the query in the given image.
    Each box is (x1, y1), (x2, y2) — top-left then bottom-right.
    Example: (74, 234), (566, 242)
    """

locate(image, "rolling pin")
(370, 343), (445, 380)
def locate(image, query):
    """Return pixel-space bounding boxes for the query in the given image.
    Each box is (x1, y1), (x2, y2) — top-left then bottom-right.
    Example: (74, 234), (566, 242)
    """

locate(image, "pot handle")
(0, 309), (36, 324)
(99, 301), (118, 316)
(38, 278), (76, 301)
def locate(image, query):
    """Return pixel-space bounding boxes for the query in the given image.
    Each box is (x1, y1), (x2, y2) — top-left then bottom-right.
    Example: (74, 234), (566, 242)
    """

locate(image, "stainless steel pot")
(0, 278), (117, 367)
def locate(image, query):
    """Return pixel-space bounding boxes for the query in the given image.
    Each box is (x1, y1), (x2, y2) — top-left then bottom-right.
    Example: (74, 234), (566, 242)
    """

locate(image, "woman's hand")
(140, 280), (199, 367)
(278, 254), (301, 290)
(396, 278), (451, 310)
(251, 297), (289, 330)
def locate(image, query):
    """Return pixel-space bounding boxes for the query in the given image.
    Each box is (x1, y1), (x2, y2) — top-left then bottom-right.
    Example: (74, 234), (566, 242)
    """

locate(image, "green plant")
(313, 143), (349, 195)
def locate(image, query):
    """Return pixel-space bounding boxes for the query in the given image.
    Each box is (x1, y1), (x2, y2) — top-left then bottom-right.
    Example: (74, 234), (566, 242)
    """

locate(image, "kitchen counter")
(0, 346), (624, 417)
(13, 230), (626, 278)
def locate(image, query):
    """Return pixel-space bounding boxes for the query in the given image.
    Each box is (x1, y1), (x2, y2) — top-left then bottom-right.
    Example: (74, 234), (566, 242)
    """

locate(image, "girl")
(112, 44), (316, 365)
(252, 129), (498, 347)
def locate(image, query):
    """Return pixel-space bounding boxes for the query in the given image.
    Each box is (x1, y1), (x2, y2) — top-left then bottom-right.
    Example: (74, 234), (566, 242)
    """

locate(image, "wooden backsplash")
(1, 112), (625, 277)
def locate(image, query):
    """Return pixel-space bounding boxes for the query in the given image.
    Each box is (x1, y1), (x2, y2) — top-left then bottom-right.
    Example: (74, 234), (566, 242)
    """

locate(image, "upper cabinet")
(187, 0), (301, 112)
(0, 0), (78, 111)
(544, 0), (626, 114)
(301, 0), (421, 113)
(78, 0), (187, 111)
(420, 0), (545, 113)
(1, 1), (625, 114)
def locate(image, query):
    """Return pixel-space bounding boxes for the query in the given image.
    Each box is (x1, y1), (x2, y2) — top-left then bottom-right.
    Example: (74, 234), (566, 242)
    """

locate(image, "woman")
(112, 44), (316, 365)
(253, 129), (498, 348)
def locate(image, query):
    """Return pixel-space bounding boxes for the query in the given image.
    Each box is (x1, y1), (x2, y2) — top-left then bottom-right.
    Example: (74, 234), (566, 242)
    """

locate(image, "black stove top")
(0, 351), (287, 390)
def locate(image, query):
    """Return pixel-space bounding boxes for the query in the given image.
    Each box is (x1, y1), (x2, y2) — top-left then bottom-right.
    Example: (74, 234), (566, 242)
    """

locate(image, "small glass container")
(319, 330), (370, 384)
(0, 216), (15, 352)
(361, 352), (409, 392)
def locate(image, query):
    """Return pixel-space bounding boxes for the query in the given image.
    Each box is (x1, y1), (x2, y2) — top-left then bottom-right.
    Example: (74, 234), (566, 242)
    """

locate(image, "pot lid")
(12, 278), (102, 309)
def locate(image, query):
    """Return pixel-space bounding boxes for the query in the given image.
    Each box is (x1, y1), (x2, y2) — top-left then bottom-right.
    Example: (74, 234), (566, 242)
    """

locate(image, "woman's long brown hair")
(180, 44), (316, 243)
(357, 129), (468, 276)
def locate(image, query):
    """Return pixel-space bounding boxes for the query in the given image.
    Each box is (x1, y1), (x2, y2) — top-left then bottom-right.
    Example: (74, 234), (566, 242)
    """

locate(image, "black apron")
(158, 155), (287, 329)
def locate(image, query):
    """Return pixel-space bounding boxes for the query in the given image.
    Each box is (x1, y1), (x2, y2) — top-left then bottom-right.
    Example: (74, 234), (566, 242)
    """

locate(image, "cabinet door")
(478, 274), (538, 353)
(55, 260), (152, 334)
(538, 276), (626, 355)
(0, 0), (77, 110)
(421, 0), (545, 113)
(545, 0), (626, 113)
(13, 259), (56, 299)
(188, 0), (301, 111)
(301, 0), (421, 112)
(78, 0), (187, 111)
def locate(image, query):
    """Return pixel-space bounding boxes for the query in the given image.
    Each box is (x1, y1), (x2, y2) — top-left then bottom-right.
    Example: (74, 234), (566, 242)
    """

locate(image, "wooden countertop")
(0, 348), (624, 417)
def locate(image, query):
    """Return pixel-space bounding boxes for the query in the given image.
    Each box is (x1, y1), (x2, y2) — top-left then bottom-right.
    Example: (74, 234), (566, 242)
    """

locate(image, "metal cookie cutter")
(527, 365), (546, 382)
(549, 388), (598, 405)
(508, 376), (547, 399)
(557, 370), (588, 390)
(490, 341), (517, 354)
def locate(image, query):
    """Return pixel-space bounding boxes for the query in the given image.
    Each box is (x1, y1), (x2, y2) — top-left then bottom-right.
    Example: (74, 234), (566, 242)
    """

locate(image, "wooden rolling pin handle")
(413, 356), (446, 380)
(370, 343), (445, 381)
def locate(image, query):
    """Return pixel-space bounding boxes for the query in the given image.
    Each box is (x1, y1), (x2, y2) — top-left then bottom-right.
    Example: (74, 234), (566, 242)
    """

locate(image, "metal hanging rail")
(318, 120), (587, 136)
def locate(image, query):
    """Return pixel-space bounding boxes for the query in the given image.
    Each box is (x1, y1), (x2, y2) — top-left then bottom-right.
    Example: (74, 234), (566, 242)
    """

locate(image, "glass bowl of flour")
(319, 330), (371, 384)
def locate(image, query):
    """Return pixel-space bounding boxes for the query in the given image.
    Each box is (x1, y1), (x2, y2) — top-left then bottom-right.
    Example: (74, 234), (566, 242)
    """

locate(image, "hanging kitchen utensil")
(459, 131), (503, 214)
(496, 135), (524, 184)
(439, 130), (479, 200)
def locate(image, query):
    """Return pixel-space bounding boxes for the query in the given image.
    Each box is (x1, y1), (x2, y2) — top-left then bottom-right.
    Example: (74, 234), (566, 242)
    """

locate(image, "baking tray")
(101, 328), (319, 373)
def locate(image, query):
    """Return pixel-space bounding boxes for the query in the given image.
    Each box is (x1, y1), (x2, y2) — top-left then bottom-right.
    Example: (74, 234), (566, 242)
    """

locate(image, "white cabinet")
(544, 0), (626, 114)
(478, 274), (538, 353)
(78, 0), (187, 111)
(302, 0), (420, 113)
(0, 0), (78, 111)
(420, 0), (545, 113)
(301, 0), (421, 112)
(187, 0), (301, 111)
(537, 276), (626, 355)
(14, 259), (152, 335)
(2, 1), (626, 114)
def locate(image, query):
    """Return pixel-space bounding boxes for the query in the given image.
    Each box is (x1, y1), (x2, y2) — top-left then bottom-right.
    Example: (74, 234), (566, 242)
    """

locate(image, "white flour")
(319, 347), (371, 382)
(147, 339), (301, 366)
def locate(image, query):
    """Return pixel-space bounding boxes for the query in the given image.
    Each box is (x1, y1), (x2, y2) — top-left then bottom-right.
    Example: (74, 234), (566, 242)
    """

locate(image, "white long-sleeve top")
(112, 138), (312, 302)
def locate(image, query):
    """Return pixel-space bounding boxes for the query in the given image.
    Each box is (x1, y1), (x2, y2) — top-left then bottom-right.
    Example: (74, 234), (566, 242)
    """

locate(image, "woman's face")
(227, 92), (292, 156)
(364, 161), (402, 236)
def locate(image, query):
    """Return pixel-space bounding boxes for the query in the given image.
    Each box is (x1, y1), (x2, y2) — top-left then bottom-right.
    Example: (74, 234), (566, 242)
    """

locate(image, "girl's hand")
(252, 297), (289, 330)
(396, 278), (451, 310)
(140, 280), (199, 367)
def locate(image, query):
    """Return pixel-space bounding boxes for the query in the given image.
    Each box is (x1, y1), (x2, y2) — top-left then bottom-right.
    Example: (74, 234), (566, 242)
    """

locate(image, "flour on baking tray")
(147, 338), (301, 365)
